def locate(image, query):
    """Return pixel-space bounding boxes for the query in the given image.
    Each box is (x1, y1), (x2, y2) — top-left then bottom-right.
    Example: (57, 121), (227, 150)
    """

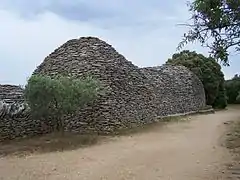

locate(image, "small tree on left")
(24, 74), (101, 134)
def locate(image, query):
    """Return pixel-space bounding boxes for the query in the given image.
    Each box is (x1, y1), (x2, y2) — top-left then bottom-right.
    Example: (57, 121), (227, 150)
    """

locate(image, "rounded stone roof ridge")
(0, 36), (206, 141)
(54, 36), (114, 50)
(33, 36), (151, 90)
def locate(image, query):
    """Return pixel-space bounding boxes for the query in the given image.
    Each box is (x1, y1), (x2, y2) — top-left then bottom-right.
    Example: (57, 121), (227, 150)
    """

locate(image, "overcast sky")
(0, 0), (239, 85)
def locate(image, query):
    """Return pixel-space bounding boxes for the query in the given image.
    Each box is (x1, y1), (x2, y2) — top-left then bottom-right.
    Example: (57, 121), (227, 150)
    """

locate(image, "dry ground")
(0, 106), (239, 180)
(223, 106), (240, 180)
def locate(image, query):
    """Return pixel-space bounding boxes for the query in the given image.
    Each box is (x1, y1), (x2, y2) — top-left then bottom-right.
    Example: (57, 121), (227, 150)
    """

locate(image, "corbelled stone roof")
(141, 65), (205, 116)
(33, 36), (205, 133)
(33, 37), (157, 132)
(0, 36), (206, 141)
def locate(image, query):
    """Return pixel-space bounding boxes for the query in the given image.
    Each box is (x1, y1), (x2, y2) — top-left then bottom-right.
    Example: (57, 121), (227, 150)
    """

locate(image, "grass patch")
(0, 132), (102, 157)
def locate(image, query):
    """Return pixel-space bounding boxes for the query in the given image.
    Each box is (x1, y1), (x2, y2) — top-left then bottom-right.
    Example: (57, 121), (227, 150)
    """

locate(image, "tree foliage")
(236, 92), (240, 103)
(225, 74), (240, 104)
(24, 75), (101, 132)
(235, 91), (240, 104)
(166, 50), (227, 109)
(178, 0), (240, 65)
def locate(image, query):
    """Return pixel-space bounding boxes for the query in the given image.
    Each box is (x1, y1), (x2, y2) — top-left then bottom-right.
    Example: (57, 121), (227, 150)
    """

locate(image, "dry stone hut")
(33, 37), (158, 133)
(0, 36), (206, 141)
(33, 37), (206, 134)
(141, 65), (206, 116)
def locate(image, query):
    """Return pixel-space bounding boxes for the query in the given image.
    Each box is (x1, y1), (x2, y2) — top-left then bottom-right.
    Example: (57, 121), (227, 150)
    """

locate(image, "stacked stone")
(0, 36), (206, 141)
(0, 85), (24, 103)
(0, 85), (52, 141)
(33, 37), (158, 133)
(141, 65), (206, 116)
(0, 85), (26, 119)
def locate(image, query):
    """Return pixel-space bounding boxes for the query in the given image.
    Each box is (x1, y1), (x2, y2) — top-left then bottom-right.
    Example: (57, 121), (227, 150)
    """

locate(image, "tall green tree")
(166, 50), (227, 109)
(225, 74), (240, 104)
(178, 0), (240, 65)
(24, 75), (101, 133)
(236, 92), (240, 103)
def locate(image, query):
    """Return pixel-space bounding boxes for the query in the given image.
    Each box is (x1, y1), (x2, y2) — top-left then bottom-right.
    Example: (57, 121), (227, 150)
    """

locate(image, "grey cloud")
(0, 0), (117, 21)
(0, 0), (184, 27)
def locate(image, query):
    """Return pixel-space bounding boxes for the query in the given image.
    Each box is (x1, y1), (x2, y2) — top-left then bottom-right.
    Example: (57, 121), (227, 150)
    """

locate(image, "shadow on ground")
(224, 105), (240, 179)
(0, 116), (190, 157)
(0, 133), (103, 157)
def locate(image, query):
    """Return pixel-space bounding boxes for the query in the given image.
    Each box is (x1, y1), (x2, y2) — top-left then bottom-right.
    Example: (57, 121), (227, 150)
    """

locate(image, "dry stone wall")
(0, 85), (27, 119)
(0, 85), (53, 140)
(141, 65), (206, 116)
(0, 37), (206, 141)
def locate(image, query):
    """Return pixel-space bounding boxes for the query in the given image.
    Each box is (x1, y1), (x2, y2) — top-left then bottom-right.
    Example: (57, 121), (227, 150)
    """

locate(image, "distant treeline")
(225, 74), (240, 104)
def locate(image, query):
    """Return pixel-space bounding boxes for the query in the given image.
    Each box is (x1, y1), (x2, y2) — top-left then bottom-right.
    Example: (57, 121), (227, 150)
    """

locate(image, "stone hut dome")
(32, 36), (206, 133)
(0, 37), (206, 140)
(33, 37), (157, 132)
(141, 65), (206, 116)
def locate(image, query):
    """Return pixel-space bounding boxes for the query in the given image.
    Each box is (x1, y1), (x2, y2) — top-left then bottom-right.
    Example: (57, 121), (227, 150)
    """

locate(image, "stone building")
(0, 37), (206, 141)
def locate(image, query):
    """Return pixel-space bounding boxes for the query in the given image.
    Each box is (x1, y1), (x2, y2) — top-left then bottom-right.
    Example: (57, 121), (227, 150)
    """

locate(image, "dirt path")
(0, 108), (239, 180)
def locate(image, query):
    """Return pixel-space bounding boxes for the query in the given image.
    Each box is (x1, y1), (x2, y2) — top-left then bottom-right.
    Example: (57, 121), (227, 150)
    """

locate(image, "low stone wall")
(0, 116), (53, 141)
(0, 85), (27, 119)
(0, 85), (53, 140)
(0, 37), (206, 141)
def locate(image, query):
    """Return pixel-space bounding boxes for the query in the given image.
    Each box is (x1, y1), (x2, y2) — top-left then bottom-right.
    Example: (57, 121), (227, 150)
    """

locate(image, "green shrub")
(213, 83), (227, 109)
(24, 75), (101, 132)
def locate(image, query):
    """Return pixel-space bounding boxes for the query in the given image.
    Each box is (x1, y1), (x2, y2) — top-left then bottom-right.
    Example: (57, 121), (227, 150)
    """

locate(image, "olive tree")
(178, 0), (240, 65)
(24, 75), (101, 133)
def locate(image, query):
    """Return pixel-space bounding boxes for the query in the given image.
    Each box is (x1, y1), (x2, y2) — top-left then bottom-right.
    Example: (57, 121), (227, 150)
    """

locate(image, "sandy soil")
(0, 108), (239, 180)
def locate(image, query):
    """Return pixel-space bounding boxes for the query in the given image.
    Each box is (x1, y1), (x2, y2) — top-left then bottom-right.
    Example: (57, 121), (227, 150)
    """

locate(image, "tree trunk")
(57, 116), (65, 136)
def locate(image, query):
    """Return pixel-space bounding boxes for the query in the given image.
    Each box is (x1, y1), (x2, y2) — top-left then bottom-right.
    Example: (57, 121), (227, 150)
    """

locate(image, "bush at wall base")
(24, 75), (101, 133)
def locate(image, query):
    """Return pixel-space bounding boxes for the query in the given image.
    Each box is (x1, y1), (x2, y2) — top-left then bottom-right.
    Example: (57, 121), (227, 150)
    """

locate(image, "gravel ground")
(1, 107), (239, 180)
